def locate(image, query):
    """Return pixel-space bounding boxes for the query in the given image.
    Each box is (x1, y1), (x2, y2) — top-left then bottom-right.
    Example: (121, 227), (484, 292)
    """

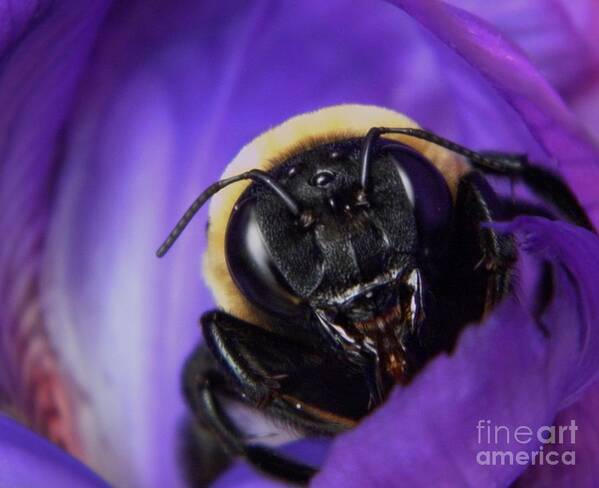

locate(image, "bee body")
(157, 105), (592, 485)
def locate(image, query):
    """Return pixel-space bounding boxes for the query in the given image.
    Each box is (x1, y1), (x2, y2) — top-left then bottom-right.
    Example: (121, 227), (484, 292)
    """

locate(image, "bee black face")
(225, 139), (453, 371)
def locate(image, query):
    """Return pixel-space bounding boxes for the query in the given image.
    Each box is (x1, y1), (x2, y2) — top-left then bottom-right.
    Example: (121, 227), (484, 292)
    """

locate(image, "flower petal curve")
(0, 0), (112, 461)
(391, 0), (599, 226)
(0, 414), (110, 488)
(516, 380), (599, 487)
(213, 440), (329, 488)
(447, 0), (599, 142)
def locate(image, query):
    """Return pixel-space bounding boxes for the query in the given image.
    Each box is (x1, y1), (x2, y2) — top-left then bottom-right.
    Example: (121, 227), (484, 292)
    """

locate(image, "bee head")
(223, 138), (452, 322)
(156, 105), (470, 340)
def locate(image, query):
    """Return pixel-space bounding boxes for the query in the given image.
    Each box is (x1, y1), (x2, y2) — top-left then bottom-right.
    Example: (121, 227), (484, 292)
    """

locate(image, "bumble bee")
(156, 105), (592, 485)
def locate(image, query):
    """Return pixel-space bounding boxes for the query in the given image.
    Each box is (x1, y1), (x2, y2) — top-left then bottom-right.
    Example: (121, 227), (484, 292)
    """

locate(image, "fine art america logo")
(476, 420), (577, 466)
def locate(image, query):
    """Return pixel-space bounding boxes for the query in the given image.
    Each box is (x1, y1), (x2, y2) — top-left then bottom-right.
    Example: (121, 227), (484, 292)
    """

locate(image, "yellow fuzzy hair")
(203, 104), (468, 323)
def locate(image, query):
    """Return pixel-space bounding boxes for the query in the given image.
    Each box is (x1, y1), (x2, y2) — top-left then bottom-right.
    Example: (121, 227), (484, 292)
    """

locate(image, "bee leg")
(496, 198), (556, 221)
(180, 346), (232, 487)
(182, 343), (317, 485)
(427, 170), (518, 355)
(179, 409), (231, 487)
(199, 311), (363, 432)
(185, 311), (364, 484)
(475, 151), (593, 231)
(454, 171), (516, 305)
(454, 172), (565, 339)
(200, 311), (289, 408)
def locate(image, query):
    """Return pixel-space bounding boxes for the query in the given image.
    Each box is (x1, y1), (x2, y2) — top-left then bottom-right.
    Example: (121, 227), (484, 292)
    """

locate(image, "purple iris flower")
(1, 1), (599, 487)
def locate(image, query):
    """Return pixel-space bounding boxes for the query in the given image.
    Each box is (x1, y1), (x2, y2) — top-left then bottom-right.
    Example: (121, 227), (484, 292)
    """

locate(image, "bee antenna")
(358, 127), (383, 197)
(359, 126), (522, 196)
(156, 169), (301, 258)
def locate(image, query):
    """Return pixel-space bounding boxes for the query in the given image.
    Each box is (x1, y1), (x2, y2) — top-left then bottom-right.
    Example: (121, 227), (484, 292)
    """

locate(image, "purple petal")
(213, 440), (329, 488)
(213, 465), (286, 488)
(447, 1), (599, 142)
(392, 0), (599, 226)
(516, 381), (599, 487)
(0, 414), (109, 487)
(313, 217), (599, 487)
(3, 0), (597, 487)
(0, 0), (111, 459)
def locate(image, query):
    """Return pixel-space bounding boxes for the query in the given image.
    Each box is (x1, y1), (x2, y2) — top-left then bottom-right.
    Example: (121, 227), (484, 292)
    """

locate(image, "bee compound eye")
(225, 197), (303, 318)
(385, 144), (453, 256)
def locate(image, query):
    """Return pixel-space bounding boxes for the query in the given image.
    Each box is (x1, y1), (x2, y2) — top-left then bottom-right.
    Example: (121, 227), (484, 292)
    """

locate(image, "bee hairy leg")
(182, 345), (317, 485)
(183, 312), (366, 485)
(180, 346), (233, 487)
(452, 172), (516, 314)
(456, 171), (563, 339)
(496, 198), (556, 221)
(200, 311), (293, 409)
(199, 310), (367, 431)
(179, 414), (231, 487)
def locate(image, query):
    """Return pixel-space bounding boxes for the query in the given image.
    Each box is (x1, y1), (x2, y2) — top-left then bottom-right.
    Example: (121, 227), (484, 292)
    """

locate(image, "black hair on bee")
(157, 105), (592, 486)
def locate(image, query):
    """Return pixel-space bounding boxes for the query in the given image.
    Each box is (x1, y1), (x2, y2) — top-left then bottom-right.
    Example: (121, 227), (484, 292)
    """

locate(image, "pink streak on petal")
(0, 0), (113, 468)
